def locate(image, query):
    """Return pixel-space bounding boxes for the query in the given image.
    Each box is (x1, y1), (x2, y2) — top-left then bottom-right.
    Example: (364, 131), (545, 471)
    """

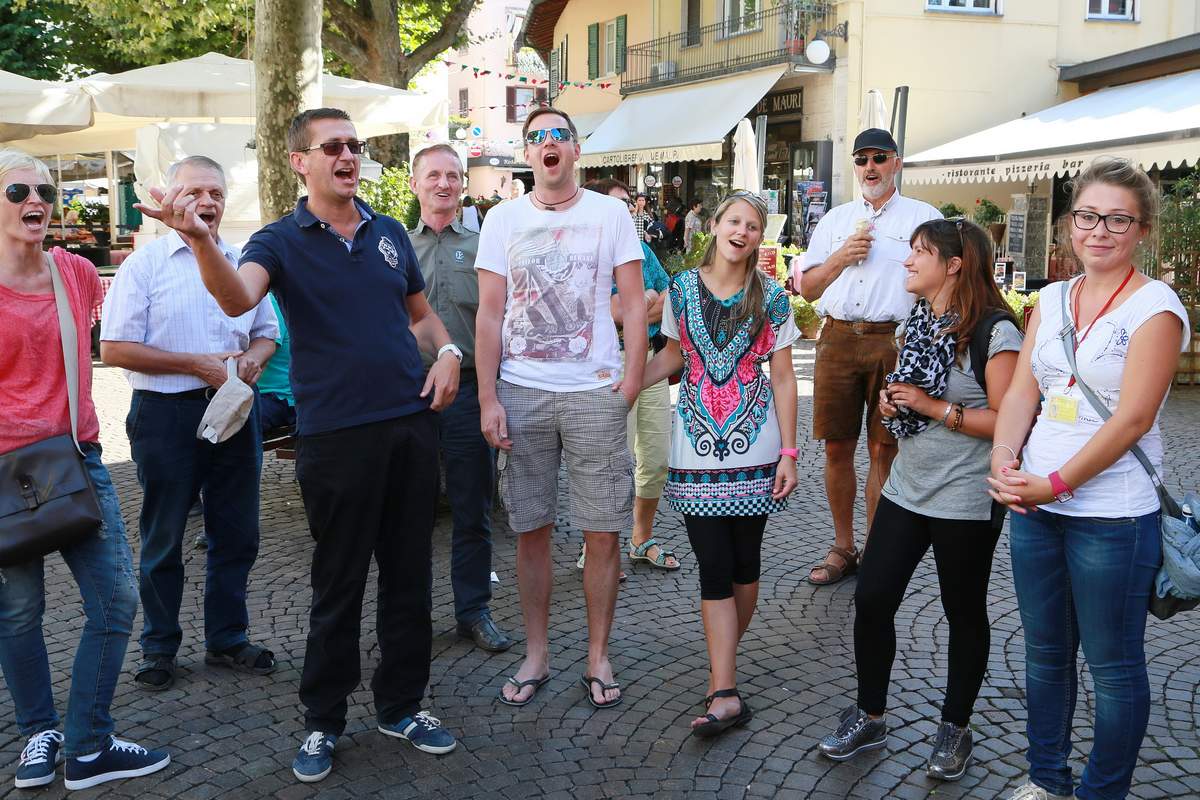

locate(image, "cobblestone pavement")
(2, 342), (1199, 800)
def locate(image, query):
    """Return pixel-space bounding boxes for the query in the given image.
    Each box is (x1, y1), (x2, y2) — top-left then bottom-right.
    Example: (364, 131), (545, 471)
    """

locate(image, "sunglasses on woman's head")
(5, 183), (57, 204)
(524, 127), (573, 145)
(853, 153), (895, 167)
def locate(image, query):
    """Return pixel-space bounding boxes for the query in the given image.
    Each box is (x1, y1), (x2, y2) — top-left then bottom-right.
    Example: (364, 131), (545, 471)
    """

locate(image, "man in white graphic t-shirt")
(476, 107), (647, 709)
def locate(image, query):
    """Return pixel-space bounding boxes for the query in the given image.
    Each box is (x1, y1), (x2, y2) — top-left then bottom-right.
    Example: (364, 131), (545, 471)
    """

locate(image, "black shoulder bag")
(0, 252), (103, 566)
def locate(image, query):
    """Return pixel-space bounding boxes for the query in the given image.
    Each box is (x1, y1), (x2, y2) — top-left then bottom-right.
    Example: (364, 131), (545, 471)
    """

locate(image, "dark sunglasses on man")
(524, 127), (574, 146)
(853, 153), (896, 167)
(298, 140), (367, 156)
(5, 183), (57, 204)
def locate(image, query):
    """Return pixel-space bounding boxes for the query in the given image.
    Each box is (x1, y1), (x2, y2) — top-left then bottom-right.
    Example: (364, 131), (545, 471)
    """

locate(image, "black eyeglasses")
(524, 127), (573, 145)
(1071, 210), (1139, 234)
(853, 153), (895, 167)
(5, 183), (57, 204)
(299, 140), (367, 156)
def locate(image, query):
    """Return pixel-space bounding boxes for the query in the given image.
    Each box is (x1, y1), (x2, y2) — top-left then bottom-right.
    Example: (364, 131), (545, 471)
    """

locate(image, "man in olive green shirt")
(408, 144), (512, 653)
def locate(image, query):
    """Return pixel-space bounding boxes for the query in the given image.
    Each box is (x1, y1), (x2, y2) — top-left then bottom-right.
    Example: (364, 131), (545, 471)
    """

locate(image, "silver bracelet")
(990, 444), (1018, 461)
(940, 402), (954, 424)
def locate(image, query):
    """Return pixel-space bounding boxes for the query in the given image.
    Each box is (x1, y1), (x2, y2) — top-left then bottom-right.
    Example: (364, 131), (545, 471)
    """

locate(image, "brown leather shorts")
(812, 317), (899, 444)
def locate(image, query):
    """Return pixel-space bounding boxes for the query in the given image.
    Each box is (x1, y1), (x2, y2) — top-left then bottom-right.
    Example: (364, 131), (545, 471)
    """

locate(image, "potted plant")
(70, 199), (111, 245)
(973, 197), (1006, 247)
(937, 202), (966, 219)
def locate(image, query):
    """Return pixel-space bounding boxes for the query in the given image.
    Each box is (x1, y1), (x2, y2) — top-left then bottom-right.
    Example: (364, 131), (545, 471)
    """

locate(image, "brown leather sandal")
(807, 545), (860, 585)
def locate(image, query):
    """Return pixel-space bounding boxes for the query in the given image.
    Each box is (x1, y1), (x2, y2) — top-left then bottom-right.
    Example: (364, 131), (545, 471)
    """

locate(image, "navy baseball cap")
(853, 128), (899, 154)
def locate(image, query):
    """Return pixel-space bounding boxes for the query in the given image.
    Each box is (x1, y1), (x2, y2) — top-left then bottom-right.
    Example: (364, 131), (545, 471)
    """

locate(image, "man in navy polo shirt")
(135, 108), (462, 784)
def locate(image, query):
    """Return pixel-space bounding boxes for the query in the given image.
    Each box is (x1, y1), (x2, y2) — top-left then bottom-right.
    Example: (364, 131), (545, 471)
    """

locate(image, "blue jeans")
(127, 389), (262, 656)
(437, 380), (495, 624)
(1010, 508), (1161, 800)
(0, 445), (138, 757)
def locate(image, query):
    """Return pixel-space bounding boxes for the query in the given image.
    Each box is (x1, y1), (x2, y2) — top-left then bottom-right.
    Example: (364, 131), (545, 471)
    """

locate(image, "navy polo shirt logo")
(378, 236), (400, 269)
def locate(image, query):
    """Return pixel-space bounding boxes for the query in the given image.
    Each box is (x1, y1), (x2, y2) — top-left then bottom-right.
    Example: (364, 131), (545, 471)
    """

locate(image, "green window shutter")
(588, 22), (599, 80)
(615, 15), (627, 74)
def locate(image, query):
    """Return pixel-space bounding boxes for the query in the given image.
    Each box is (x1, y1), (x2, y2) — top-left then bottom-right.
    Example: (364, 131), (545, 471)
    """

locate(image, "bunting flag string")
(440, 58), (615, 91)
(457, 100), (551, 114)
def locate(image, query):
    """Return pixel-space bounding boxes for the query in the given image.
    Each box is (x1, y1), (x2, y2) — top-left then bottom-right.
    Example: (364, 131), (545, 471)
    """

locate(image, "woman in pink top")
(0, 150), (168, 790)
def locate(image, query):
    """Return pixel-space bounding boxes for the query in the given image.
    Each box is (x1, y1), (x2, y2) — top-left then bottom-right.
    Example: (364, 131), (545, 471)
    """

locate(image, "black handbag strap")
(44, 251), (84, 456)
(1056, 281), (1182, 518)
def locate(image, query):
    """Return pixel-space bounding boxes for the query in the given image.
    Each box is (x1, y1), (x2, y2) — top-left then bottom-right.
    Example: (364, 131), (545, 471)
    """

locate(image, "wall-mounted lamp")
(805, 21), (849, 65)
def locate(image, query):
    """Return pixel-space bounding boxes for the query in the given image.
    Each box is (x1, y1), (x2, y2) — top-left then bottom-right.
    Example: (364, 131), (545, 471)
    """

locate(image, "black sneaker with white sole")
(63, 736), (170, 791)
(926, 720), (973, 781)
(818, 705), (887, 761)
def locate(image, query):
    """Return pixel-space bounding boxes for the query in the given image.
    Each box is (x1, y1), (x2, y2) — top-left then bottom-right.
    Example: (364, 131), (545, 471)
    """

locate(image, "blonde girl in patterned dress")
(638, 192), (799, 737)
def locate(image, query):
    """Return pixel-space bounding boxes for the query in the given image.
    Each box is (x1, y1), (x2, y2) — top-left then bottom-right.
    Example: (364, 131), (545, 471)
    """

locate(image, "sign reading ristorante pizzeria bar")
(749, 88), (803, 118)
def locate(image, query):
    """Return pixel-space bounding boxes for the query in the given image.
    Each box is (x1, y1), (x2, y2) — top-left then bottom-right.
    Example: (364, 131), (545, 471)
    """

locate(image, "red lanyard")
(1066, 266), (1135, 389)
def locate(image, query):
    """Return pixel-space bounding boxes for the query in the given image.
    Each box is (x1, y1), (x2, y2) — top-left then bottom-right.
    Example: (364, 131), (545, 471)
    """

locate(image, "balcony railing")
(622, 1), (836, 94)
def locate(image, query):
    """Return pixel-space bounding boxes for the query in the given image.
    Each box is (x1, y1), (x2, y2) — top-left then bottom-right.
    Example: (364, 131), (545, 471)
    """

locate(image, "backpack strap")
(969, 308), (1016, 394)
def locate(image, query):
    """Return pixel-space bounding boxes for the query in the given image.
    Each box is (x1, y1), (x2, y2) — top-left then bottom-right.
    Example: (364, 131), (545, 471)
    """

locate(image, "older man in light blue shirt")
(100, 155), (278, 693)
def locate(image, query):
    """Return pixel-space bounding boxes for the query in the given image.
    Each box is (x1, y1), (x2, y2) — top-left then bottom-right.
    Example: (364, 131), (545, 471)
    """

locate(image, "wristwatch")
(1048, 470), (1074, 503)
(437, 343), (463, 363)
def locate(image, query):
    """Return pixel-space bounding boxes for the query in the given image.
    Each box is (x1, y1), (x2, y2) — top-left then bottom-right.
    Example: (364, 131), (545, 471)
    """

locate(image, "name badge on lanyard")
(1046, 394), (1079, 424)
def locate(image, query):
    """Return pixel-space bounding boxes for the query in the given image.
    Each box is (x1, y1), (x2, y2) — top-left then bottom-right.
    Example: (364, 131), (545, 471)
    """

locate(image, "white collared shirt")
(100, 230), (278, 393)
(797, 191), (941, 322)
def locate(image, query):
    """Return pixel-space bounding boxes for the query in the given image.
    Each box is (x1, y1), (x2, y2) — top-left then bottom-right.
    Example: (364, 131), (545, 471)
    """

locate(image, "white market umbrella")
(0, 70), (92, 142)
(10, 52), (447, 156)
(732, 118), (761, 194)
(859, 89), (890, 132)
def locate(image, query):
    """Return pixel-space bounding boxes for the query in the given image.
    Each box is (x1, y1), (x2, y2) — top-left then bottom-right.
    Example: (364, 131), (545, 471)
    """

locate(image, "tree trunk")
(254, 0), (322, 223)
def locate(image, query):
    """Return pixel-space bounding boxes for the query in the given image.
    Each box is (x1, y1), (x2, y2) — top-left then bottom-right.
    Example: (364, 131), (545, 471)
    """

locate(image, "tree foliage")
(0, 0), (66, 78)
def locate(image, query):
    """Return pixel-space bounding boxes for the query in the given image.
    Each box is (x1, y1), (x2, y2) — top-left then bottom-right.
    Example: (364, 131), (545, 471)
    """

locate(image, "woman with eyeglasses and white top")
(988, 158), (1190, 800)
(0, 149), (169, 790)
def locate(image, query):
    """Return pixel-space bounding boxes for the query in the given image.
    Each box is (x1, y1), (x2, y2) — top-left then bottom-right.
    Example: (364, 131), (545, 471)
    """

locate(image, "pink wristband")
(779, 448), (799, 458)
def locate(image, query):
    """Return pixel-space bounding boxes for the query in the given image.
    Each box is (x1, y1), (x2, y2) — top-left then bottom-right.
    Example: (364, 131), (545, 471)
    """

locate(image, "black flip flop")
(498, 673), (551, 707)
(580, 674), (621, 709)
(692, 688), (753, 738)
(205, 642), (277, 675)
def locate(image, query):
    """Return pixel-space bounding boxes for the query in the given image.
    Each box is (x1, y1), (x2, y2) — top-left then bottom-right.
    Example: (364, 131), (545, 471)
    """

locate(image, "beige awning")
(904, 69), (1200, 185)
(0, 70), (92, 141)
(579, 65), (786, 168)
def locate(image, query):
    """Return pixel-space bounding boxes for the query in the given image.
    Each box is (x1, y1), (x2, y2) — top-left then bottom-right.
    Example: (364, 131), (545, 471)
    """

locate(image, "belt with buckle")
(825, 317), (898, 335)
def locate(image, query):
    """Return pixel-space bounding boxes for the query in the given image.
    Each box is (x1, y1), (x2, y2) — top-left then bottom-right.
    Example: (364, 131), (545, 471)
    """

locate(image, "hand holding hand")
(236, 352), (264, 385)
(887, 382), (938, 419)
(986, 461), (1052, 515)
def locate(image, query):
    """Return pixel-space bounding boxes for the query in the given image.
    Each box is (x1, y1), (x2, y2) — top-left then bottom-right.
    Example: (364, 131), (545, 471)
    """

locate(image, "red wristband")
(1048, 470), (1074, 502)
(779, 448), (799, 458)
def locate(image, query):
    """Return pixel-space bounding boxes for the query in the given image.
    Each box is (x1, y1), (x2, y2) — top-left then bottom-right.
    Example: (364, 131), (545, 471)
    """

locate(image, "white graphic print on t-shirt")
(505, 223), (600, 361)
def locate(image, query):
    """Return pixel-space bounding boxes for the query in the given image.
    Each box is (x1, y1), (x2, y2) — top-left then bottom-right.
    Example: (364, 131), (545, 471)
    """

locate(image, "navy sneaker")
(378, 711), (457, 754)
(292, 732), (336, 783)
(63, 737), (169, 791)
(14, 729), (63, 788)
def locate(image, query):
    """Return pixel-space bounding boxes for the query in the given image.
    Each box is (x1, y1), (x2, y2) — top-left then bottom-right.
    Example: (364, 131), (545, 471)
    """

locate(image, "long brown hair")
(700, 192), (770, 340)
(910, 218), (1015, 353)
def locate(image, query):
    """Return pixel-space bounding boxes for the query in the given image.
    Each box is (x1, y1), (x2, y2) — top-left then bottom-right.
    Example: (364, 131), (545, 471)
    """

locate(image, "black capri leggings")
(683, 514), (768, 600)
(854, 496), (1001, 726)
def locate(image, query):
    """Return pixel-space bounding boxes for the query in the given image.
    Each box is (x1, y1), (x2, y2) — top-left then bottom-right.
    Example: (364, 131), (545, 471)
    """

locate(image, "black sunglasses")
(299, 140), (367, 156)
(5, 183), (57, 204)
(525, 127), (573, 145)
(853, 153), (895, 166)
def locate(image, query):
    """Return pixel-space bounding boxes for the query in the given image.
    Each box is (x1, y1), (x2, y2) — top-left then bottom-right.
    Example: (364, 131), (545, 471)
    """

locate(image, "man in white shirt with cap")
(794, 128), (941, 586)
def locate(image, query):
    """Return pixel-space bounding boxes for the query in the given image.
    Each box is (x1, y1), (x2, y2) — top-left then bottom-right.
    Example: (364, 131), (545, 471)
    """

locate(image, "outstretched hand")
(133, 185), (211, 241)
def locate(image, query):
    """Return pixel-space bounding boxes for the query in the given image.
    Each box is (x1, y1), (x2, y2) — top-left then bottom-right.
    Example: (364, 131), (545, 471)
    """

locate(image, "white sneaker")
(1007, 780), (1074, 800)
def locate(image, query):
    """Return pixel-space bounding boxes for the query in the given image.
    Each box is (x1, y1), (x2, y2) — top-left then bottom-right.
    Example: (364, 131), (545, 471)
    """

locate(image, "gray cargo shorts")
(496, 380), (634, 534)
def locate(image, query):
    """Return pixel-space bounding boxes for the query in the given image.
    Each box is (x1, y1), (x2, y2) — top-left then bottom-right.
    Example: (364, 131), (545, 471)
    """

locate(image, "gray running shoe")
(818, 705), (887, 761)
(926, 720), (972, 781)
(1007, 781), (1074, 800)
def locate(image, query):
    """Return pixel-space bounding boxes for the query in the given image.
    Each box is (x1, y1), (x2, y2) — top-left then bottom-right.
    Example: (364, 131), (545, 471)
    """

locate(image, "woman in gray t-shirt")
(817, 219), (1022, 782)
